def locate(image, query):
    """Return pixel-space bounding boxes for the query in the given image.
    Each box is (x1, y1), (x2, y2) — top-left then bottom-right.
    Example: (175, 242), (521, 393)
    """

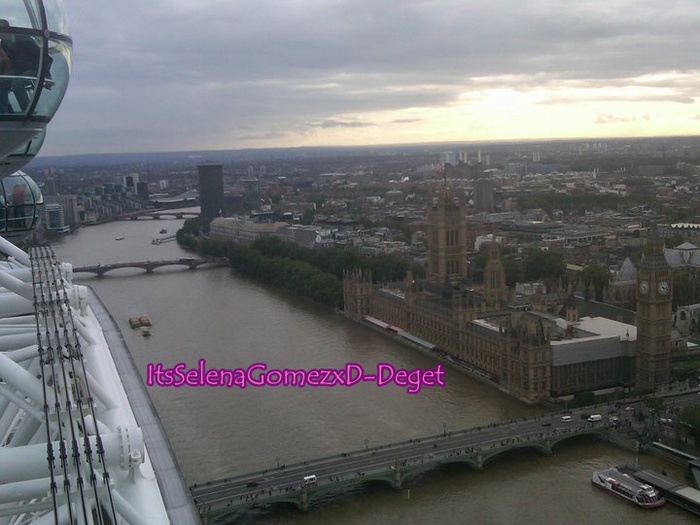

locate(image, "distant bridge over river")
(116, 210), (200, 220)
(72, 257), (228, 277)
(190, 406), (641, 524)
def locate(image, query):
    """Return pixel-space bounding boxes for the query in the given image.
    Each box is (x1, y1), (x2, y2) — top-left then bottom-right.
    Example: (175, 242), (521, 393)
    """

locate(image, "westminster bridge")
(116, 210), (201, 220)
(72, 257), (228, 277)
(190, 405), (645, 524)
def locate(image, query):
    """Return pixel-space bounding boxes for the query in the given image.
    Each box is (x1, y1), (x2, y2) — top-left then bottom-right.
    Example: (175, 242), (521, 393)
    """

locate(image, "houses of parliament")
(343, 186), (672, 404)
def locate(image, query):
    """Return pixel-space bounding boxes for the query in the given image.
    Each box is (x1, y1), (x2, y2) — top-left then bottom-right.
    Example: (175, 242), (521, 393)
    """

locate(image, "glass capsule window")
(0, 171), (43, 235)
(0, 0), (72, 160)
(0, 129), (45, 178)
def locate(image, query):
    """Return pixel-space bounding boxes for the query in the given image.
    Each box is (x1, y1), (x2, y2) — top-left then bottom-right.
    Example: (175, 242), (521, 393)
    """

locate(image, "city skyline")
(41, 0), (700, 156)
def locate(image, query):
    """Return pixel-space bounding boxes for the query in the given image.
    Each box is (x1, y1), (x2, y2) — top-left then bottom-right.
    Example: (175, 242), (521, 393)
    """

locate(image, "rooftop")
(575, 315), (637, 341)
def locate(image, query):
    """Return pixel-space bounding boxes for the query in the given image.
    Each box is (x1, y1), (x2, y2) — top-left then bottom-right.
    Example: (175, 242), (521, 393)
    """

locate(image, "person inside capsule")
(0, 18), (44, 113)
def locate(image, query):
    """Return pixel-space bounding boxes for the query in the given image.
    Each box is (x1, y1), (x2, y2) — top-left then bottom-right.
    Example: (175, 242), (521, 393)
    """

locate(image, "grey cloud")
(43, 0), (700, 154)
(540, 94), (695, 105)
(595, 113), (634, 124)
(318, 120), (374, 129)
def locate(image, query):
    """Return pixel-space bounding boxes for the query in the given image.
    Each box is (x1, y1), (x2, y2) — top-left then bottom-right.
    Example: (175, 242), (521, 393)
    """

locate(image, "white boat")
(116, 236), (125, 241)
(591, 468), (666, 508)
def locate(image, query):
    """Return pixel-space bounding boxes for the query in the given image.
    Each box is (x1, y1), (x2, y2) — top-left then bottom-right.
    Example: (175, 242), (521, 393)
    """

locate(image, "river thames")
(50, 217), (695, 524)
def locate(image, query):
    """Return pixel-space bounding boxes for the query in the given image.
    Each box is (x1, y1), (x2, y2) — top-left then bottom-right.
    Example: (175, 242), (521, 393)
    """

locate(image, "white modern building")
(44, 202), (70, 233)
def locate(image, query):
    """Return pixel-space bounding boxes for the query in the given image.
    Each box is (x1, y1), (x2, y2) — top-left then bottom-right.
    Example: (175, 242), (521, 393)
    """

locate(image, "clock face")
(639, 280), (649, 295)
(658, 280), (670, 295)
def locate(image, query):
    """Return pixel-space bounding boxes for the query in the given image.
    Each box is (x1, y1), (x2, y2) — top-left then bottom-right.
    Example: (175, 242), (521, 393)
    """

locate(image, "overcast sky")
(41, 0), (700, 156)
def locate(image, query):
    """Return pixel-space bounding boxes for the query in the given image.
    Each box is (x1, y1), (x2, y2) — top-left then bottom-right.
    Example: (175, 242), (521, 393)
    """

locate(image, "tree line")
(177, 218), (425, 309)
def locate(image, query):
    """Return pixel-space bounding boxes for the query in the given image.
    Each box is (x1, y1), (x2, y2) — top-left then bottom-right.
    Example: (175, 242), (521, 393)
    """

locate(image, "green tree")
(666, 233), (686, 249)
(359, 216), (376, 229)
(672, 270), (696, 308)
(679, 405), (700, 444)
(580, 264), (611, 302)
(516, 193), (626, 217)
(176, 216), (203, 249)
(300, 208), (315, 225)
(523, 249), (565, 290)
(502, 255), (523, 288)
(177, 225), (423, 308)
(572, 391), (596, 407)
(471, 246), (490, 276)
(644, 398), (665, 418)
(472, 247), (521, 288)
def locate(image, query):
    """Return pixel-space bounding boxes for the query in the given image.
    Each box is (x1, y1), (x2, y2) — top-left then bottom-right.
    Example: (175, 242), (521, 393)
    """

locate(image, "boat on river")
(129, 315), (152, 329)
(591, 468), (666, 508)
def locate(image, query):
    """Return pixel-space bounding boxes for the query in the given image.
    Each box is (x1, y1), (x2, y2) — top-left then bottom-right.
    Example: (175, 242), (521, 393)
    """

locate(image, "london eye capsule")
(0, 0), (71, 239)
(0, 170), (43, 239)
(0, 0), (72, 176)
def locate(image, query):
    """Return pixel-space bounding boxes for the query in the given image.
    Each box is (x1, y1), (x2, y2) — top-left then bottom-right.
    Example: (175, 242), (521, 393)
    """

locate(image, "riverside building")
(343, 185), (672, 404)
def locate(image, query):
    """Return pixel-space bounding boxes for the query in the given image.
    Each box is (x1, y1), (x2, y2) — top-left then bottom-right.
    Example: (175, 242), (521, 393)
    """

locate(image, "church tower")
(635, 236), (672, 391)
(426, 187), (468, 284)
(483, 242), (507, 307)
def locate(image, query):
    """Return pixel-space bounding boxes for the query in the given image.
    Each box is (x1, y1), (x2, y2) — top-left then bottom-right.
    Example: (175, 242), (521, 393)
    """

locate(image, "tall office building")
(123, 173), (139, 189)
(243, 178), (261, 211)
(43, 177), (59, 196)
(473, 178), (494, 213)
(440, 151), (457, 167)
(45, 195), (79, 225)
(198, 163), (225, 231)
(44, 203), (70, 233)
(137, 181), (149, 200)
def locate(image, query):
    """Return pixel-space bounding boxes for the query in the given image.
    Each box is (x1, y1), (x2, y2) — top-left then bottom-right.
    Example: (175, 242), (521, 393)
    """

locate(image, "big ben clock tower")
(635, 235), (672, 391)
